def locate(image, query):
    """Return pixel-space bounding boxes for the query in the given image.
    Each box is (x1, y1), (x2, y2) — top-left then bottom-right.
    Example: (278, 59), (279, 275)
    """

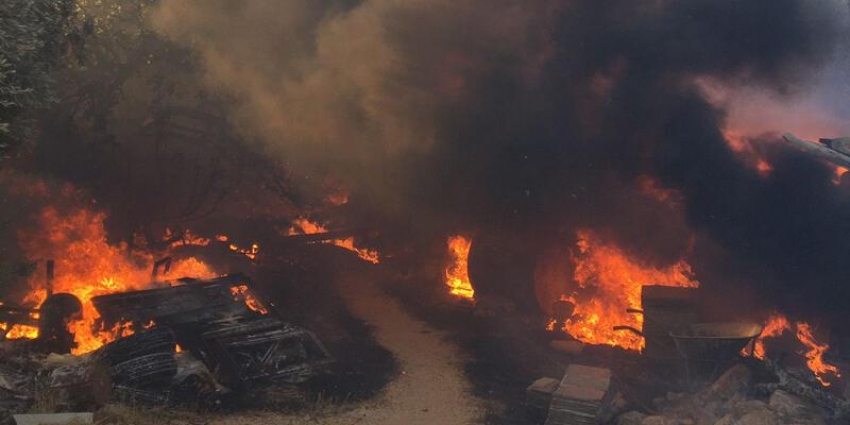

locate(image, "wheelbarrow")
(614, 320), (762, 382)
(669, 322), (763, 360)
(668, 322), (763, 383)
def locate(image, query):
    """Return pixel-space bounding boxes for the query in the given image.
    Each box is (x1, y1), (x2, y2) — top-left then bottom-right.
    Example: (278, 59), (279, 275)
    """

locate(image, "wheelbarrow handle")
(613, 325), (643, 337)
(626, 308), (644, 315)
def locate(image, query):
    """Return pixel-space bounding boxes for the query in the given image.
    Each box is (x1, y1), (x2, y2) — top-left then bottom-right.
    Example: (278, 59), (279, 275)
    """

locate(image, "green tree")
(0, 0), (77, 158)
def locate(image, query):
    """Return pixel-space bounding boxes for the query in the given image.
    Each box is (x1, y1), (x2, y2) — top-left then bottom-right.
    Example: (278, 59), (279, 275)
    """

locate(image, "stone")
(693, 409), (719, 425)
(737, 409), (779, 425)
(666, 392), (686, 402)
(707, 364), (752, 399)
(768, 390), (808, 416)
(616, 411), (646, 425)
(732, 400), (768, 417)
(598, 391), (631, 423)
(641, 415), (672, 425)
(713, 414), (734, 425)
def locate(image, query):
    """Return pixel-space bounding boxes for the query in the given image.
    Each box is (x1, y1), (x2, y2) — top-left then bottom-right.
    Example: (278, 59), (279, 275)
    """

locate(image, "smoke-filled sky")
(149, 0), (850, 319)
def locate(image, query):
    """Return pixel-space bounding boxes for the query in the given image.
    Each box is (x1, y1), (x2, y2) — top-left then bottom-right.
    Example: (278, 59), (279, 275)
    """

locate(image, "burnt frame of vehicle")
(91, 273), (333, 388)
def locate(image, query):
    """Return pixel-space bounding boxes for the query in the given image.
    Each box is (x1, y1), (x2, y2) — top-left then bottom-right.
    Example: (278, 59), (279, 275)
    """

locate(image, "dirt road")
(210, 267), (485, 425)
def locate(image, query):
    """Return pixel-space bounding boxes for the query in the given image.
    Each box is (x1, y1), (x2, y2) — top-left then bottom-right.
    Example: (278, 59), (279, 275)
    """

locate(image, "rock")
(641, 415), (673, 425)
(617, 411), (646, 425)
(693, 409), (719, 425)
(707, 364), (752, 399)
(737, 409), (779, 425)
(713, 414), (734, 425)
(598, 391), (631, 423)
(550, 340), (585, 355)
(768, 390), (808, 416)
(666, 392), (686, 402)
(732, 400), (768, 417)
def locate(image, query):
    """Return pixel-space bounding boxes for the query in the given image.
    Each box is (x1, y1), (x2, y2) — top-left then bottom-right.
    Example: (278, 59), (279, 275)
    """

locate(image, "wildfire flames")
(287, 218), (380, 264)
(230, 284), (269, 314)
(753, 313), (791, 360)
(4, 205), (217, 354)
(551, 230), (699, 350)
(444, 236), (474, 300)
(216, 235), (260, 261)
(754, 313), (841, 386)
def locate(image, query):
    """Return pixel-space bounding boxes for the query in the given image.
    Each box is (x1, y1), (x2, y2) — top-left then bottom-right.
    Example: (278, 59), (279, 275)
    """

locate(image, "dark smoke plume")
(150, 1), (850, 319)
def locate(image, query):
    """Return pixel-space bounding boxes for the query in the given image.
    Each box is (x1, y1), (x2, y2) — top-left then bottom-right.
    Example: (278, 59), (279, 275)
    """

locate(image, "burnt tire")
(110, 353), (178, 388)
(96, 328), (175, 366)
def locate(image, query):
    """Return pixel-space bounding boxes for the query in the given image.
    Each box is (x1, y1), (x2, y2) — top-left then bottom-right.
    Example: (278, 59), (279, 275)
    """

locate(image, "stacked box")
(545, 364), (611, 425)
(526, 377), (560, 408)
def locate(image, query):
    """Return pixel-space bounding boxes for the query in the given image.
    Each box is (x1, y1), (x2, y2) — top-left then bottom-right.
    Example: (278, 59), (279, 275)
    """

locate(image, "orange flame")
(753, 313), (791, 359)
(230, 284), (269, 314)
(287, 218), (380, 264)
(5, 324), (39, 339)
(752, 313), (840, 387)
(796, 322), (841, 387)
(9, 205), (216, 354)
(554, 230), (699, 350)
(227, 241), (260, 261)
(444, 236), (474, 300)
(833, 166), (847, 185)
(166, 229), (211, 248)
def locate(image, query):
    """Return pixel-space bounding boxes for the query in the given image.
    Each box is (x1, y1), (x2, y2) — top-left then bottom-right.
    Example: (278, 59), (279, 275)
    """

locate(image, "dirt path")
(210, 267), (485, 425)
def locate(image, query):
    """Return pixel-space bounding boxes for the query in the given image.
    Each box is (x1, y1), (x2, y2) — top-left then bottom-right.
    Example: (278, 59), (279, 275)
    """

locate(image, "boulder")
(713, 414), (734, 425)
(768, 390), (808, 416)
(731, 400), (768, 417)
(707, 364), (752, 399)
(736, 409), (779, 425)
(641, 415), (673, 425)
(617, 411), (646, 425)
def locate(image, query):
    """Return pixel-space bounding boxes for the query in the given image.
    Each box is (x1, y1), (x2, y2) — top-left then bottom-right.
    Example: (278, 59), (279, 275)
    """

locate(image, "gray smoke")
(150, 0), (850, 318)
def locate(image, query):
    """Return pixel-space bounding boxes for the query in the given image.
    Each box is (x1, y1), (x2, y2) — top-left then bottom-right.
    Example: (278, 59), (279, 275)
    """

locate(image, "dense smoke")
(149, 1), (850, 319)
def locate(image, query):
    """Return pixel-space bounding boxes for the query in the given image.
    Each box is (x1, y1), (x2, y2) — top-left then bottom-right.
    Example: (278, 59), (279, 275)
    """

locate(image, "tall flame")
(554, 229), (699, 350)
(796, 322), (841, 387)
(445, 236), (474, 300)
(8, 205), (216, 354)
(753, 313), (791, 360)
(752, 313), (840, 387)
